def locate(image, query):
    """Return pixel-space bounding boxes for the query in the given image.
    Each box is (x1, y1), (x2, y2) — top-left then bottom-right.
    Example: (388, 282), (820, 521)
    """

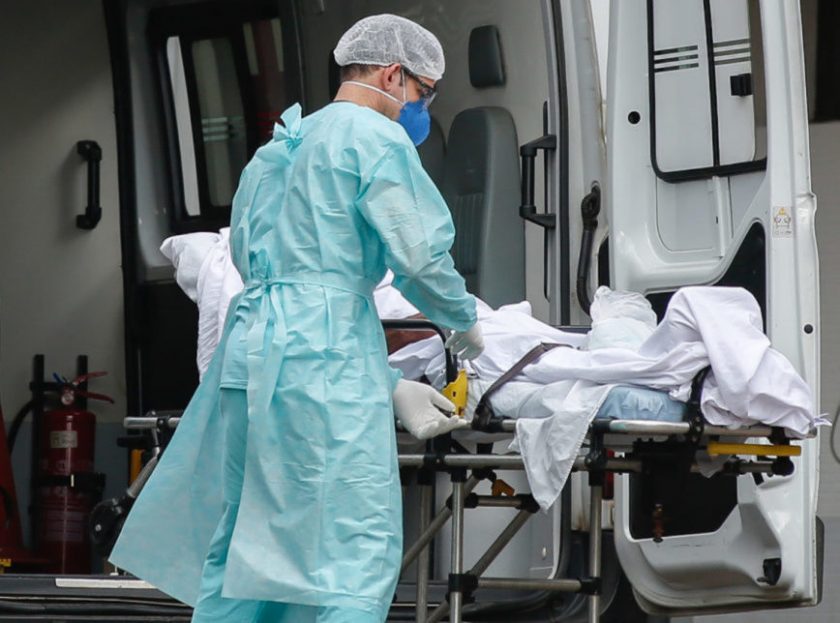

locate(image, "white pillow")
(159, 232), (221, 302)
(586, 286), (657, 351)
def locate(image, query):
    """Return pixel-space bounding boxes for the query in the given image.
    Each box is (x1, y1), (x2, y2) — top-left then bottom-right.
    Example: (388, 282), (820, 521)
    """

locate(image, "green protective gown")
(110, 102), (477, 620)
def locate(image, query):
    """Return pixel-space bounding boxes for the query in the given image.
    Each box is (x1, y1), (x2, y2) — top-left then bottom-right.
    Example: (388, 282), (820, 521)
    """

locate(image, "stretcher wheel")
(89, 496), (132, 556)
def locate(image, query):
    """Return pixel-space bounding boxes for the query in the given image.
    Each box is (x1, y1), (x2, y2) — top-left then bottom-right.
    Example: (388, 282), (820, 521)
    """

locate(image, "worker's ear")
(381, 63), (403, 92)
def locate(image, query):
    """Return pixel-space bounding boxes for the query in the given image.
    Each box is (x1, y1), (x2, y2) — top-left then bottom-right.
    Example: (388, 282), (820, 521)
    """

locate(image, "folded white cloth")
(160, 229), (243, 380)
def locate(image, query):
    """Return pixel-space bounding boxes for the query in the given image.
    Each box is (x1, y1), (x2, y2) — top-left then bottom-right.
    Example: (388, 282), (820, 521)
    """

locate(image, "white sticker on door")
(772, 206), (793, 238)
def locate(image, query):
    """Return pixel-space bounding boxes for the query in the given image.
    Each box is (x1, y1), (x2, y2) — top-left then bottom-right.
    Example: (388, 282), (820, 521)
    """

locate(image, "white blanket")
(161, 232), (821, 511)
(510, 286), (821, 508)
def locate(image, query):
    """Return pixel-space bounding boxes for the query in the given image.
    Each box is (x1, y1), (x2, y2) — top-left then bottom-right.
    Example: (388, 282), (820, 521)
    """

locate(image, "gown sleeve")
(356, 142), (477, 333)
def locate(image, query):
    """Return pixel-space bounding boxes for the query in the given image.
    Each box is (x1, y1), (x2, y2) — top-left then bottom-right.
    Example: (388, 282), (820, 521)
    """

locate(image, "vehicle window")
(189, 36), (248, 211)
(152, 4), (301, 224)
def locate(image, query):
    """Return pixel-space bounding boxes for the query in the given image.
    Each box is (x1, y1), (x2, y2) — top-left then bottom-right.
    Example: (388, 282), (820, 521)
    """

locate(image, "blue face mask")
(397, 100), (431, 146)
(345, 76), (432, 146)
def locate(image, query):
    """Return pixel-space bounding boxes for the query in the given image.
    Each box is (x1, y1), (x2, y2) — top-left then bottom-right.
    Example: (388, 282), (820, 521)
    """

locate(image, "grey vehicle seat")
(417, 116), (446, 189)
(439, 25), (524, 308)
(440, 108), (523, 308)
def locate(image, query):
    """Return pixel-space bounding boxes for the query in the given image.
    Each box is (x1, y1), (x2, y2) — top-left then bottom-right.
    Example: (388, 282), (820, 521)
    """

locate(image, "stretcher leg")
(415, 479), (432, 623)
(588, 478), (603, 623)
(449, 470), (467, 623)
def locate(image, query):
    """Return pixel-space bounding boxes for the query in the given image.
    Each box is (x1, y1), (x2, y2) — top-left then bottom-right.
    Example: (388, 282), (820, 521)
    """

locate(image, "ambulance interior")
(0, 0), (839, 621)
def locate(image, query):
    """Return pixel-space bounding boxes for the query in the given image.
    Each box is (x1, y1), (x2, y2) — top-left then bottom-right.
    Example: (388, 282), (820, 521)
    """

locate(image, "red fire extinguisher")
(34, 372), (110, 574)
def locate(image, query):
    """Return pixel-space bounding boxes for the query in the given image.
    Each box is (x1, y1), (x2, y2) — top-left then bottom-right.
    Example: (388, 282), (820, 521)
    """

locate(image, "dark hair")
(338, 63), (384, 82)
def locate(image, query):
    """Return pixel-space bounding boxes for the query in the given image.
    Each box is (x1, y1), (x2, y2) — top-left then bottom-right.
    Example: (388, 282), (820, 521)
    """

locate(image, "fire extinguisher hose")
(6, 400), (33, 454)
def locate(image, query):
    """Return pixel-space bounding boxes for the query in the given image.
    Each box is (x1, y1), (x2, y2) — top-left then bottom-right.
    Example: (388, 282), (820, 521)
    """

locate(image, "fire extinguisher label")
(50, 430), (78, 449)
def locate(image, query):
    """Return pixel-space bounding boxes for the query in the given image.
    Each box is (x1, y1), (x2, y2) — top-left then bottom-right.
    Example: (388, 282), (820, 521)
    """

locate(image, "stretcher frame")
(121, 408), (800, 623)
(392, 418), (798, 623)
(116, 320), (804, 622)
(385, 321), (802, 622)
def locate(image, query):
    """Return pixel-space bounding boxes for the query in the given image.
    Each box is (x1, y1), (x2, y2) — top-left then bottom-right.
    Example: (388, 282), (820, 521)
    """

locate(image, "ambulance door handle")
(519, 134), (557, 229)
(76, 140), (102, 230)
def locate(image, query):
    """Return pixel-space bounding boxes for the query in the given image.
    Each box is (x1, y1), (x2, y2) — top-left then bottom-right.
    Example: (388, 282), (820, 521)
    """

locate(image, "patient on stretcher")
(161, 229), (818, 438)
(162, 229), (823, 509)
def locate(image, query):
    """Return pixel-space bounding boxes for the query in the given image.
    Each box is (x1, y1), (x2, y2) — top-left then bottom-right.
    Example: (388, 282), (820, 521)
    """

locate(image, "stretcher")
(389, 328), (802, 623)
(105, 320), (807, 623)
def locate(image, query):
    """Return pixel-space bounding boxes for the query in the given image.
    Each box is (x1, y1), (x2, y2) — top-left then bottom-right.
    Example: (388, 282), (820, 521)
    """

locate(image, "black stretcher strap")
(685, 366), (711, 444)
(473, 342), (572, 430)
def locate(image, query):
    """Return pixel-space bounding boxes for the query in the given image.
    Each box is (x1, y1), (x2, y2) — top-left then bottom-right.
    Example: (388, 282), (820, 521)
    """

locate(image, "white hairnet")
(333, 14), (445, 80)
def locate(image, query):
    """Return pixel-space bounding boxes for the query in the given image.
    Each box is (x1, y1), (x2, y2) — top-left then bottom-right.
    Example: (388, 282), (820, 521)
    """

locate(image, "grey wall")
(800, 0), (840, 521)
(0, 0), (128, 531)
(812, 122), (840, 519)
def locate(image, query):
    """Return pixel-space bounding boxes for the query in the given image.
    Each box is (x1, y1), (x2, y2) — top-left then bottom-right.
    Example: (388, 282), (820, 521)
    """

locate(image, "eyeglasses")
(402, 67), (437, 108)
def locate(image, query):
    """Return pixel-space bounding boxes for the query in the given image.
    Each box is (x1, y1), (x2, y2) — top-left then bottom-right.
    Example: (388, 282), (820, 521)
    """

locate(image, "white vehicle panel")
(608, 0), (820, 614)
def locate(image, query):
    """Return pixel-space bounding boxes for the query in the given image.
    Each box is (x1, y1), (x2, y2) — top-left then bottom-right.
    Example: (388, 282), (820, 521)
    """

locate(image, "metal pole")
(400, 454), (526, 469)
(449, 475), (466, 623)
(401, 476), (479, 572)
(588, 482), (603, 623)
(479, 577), (583, 592)
(399, 454), (642, 472)
(469, 510), (531, 575)
(426, 598), (448, 622)
(428, 509), (533, 622)
(125, 452), (159, 498)
(426, 600), (449, 623)
(415, 481), (432, 623)
(471, 496), (531, 508)
(502, 417), (777, 438)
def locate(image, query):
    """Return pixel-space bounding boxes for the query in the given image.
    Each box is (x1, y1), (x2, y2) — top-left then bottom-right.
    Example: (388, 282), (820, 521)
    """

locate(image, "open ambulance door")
(606, 0), (822, 615)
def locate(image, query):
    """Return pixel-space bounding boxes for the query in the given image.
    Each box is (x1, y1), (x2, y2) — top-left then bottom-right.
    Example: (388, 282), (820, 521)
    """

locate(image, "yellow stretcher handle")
(442, 369), (468, 417)
(706, 442), (801, 457)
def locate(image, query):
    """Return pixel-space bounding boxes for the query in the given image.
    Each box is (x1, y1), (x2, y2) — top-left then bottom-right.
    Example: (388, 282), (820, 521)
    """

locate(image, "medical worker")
(121, 14), (482, 623)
